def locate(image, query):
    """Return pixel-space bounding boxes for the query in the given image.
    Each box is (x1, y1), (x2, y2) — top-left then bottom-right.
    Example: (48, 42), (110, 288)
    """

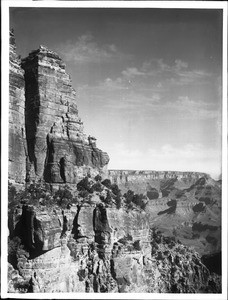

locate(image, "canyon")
(7, 31), (221, 294)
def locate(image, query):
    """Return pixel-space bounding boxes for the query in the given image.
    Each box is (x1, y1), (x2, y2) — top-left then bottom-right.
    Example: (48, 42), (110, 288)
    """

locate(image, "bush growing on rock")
(133, 240), (141, 251)
(90, 182), (103, 193)
(118, 234), (133, 245)
(115, 194), (122, 209)
(101, 179), (112, 189)
(78, 190), (89, 199)
(8, 181), (78, 210)
(53, 185), (76, 208)
(102, 190), (112, 205)
(132, 194), (146, 210)
(124, 190), (134, 205)
(111, 184), (121, 196)
(8, 180), (54, 209)
(94, 174), (102, 182)
(123, 190), (147, 210)
(77, 176), (92, 193)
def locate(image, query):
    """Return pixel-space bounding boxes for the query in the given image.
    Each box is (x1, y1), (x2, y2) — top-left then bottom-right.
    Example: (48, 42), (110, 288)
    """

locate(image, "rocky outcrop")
(8, 203), (220, 293)
(149, 229), (221, 293)
(9, 30), (27, 183)
(9, 203), (151, 292)
(9, 33), (109, 184)
(21, 45), (109, 183)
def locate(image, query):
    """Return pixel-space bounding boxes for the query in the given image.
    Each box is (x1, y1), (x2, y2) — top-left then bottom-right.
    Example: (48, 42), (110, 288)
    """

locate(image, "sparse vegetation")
(123, 189), (147, 210)
(101, 179), (112, 189)
(8, 180), (78, 210)
(94, 174), (102, 182)
(133, 240), (141, 251)
(77, 176), (92, 193)
(118, 234), (133, 245)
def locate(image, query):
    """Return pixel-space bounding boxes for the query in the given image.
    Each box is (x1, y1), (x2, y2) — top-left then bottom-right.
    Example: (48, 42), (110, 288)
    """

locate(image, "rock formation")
(108, 170), (207, 194)
(9, 30), (27, 183)
(9, 31), (109, 184)
(8, 31), (222, 294)
(8, 199), (221, 293)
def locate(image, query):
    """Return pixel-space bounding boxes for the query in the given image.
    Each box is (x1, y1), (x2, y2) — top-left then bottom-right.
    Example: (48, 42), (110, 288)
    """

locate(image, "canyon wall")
(8, 32), (109, 184)
(109, 170), (207, 183)
(9, 31), (27, 183)
(9, 202), (219, 293)
(108, 170), (207, 194)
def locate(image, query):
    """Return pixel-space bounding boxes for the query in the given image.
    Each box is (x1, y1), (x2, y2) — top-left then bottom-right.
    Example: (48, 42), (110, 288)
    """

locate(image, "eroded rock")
(9, 30), (27, 183)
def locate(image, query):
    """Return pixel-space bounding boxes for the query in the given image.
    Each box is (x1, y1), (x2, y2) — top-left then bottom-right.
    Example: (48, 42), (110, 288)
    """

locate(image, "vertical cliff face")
(21, 45), (109, 183)
(9, 31), (27, 183)
(9, 36), (109, 184)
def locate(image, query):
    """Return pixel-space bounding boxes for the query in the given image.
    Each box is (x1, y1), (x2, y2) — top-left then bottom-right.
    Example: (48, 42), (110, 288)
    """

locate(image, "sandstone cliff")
(8, 202), (220, 293)
(8, 177), (221, 293)
(9, 30), (27, 183)
(9, 32), (109, 184)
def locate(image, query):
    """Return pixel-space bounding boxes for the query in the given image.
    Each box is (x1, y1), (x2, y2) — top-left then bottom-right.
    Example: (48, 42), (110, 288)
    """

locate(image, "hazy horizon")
(10, 8), (222, 179)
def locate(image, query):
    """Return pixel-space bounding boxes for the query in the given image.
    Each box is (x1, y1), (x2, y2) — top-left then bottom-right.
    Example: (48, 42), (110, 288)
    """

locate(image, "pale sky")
(10, 8), (222, 178)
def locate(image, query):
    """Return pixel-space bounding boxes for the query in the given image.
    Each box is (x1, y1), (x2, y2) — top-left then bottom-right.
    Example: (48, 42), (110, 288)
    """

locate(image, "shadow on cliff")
(157, 199), (177, 215)
(14, 205), (45, 259)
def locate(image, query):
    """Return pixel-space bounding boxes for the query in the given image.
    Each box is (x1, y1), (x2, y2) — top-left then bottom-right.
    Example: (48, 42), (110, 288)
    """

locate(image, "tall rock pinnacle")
(9, 35), (109, 184)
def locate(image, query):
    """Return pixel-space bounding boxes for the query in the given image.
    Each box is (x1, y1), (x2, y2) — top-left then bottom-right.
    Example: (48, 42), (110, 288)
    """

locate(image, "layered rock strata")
(109, 170), (207, 186)
(21, 45), (109, 183)
(9, 31), (27, 183)
(9, 33), (109, 184)
(8, 203), (220, 293)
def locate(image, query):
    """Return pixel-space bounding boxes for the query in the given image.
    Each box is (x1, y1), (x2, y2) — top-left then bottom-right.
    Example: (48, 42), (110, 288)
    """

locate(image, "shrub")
(91, 182), (103, 193)
(133, 240), (141, 251)
(77, 176), (92, 193)
(101, 179), (112, 189)
(123, 190), (146, 210)
(104, 190), (112, 205)
(115, 194), (122, 209)
(111, 184), (121, 196)
(53, 186), (74, 208)
(94, 174), (102, 182)
(118, 234), (133, 245)
(124, 190), (134, 205)
(8, 181), (77, 210)
(8, 181), (53, 209)
(132, 193), (147, 210)
(78, 190), (89, 199)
